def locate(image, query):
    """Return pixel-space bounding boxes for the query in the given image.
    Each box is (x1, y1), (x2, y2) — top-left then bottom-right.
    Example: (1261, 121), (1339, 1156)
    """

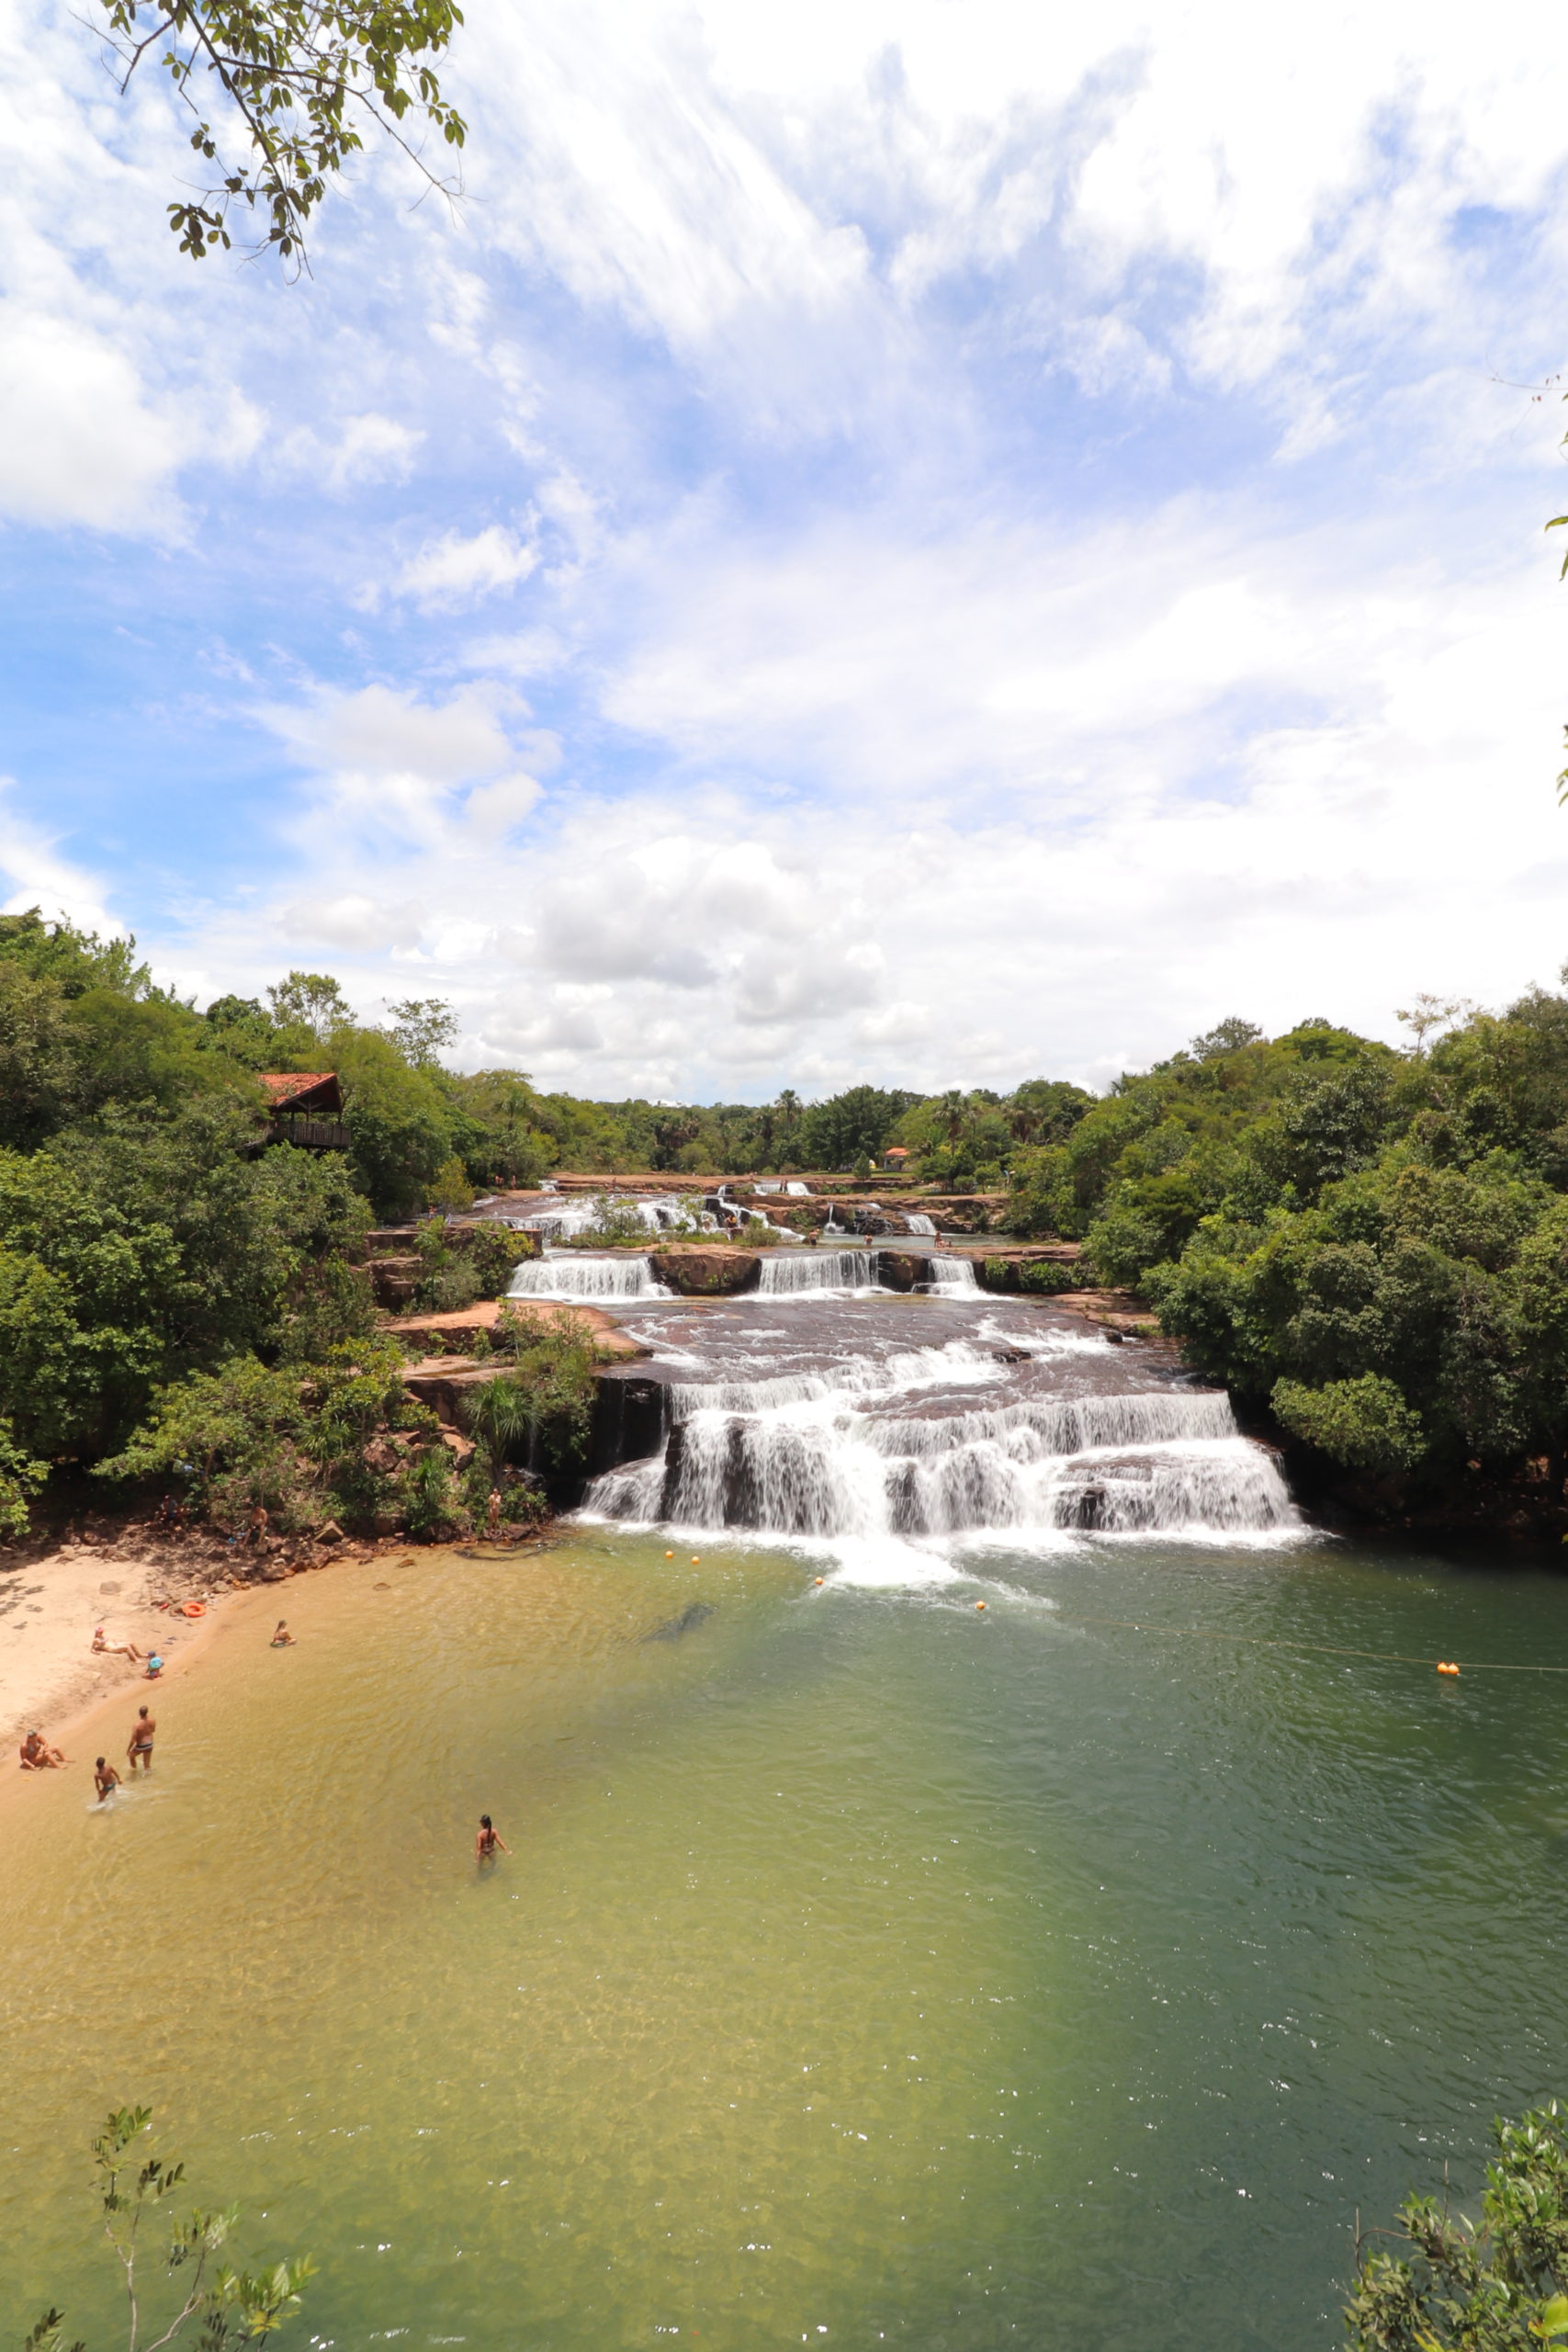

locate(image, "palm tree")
(462, 1373), (533, 1484)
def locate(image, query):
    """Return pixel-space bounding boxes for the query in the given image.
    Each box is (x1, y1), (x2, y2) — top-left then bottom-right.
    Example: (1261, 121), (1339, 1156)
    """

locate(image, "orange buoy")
(180, 1602), (206, 1618)
(664, 1550), (673, 1558)
(814, 1577), (824, 1586)
(691, 1555), (701, 1565)
(976, 1600), (987, 1611)
(1437, 1659), (1460, 1676)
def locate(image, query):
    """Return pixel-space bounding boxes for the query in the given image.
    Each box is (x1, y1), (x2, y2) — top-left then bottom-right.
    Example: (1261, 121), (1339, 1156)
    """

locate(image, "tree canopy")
(96, 0), (465, 266)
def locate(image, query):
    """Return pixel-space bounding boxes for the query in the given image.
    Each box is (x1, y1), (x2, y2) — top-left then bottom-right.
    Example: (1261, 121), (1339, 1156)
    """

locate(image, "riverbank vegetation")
(11, 904), (1568, 1531)
(27, 2104), (313, 2352)
(1010, 996), (1568, 1512)
(1347, 2100), (1568, 2349)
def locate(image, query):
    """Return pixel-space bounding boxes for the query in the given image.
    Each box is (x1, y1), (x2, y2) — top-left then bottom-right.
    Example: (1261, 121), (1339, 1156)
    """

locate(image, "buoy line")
(1046, 1611), (1568, 1675)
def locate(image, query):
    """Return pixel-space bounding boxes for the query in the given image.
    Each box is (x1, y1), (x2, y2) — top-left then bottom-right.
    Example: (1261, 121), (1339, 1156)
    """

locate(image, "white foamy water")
(927, 1255), (979, 1295)
(509, 1255), (671, 1300)
(758, 1250), (886, 1295)
(584, 1341), (1298, 1548)
(906, 1214), (937, 1237)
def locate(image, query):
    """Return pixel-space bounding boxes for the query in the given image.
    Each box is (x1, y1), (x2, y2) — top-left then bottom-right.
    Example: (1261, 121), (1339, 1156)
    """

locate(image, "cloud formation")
(4, 0), (1568, 1099)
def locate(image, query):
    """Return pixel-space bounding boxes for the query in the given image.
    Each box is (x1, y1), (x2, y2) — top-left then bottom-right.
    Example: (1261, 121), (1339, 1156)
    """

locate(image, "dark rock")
(645, 1601), (716, 1643)
(592, 1375), (671, 1475)
(649, 1250), (761, 1296)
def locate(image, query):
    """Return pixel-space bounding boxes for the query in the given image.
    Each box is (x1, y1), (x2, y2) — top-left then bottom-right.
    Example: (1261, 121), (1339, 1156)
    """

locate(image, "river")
(2, 1262), (1565, 2350)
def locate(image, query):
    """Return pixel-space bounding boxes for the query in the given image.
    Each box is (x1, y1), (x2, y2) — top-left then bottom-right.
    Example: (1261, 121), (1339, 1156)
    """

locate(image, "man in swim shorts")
(94, 1757), (121, 1802)
(475, 1814), (510, 1863)
(127, 1704), (155, 1772)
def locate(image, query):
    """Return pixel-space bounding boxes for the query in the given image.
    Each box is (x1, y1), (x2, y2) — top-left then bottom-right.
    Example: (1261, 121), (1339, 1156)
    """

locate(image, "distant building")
(258, 1072), (350, 1151)
(882, 1146), (911, 1170)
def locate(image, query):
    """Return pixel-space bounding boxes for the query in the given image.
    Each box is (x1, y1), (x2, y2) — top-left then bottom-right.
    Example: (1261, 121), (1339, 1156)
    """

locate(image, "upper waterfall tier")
(509, 1255), (671, 1300)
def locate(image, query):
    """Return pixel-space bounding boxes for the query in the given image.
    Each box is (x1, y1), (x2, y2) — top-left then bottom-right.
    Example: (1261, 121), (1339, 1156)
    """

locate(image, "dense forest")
(1012, 1006), (1568, 1508)
(6, 905), (1568, 1532)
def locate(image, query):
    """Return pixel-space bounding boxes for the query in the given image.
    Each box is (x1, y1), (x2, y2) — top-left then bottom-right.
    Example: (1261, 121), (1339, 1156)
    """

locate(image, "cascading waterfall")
(584, 1356), (1296, 1543)
(927, 1256), (978, 1295)
(759, 1250), (884, 1295)
(906, 1214), (937, 1237)
(508, 1256), (671, 1301)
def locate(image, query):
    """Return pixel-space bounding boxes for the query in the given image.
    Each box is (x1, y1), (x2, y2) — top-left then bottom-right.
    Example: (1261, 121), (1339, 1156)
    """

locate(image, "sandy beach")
(0, 1510), (379, 1760)
(0, 1537), (224, 1757)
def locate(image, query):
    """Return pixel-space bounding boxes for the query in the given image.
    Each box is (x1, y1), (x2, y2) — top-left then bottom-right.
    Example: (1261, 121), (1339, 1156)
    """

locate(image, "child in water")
(94, 1757), (120, 1803)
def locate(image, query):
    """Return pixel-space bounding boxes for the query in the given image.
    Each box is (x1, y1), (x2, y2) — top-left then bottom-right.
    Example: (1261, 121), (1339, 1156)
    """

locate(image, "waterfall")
(906, 1213), (936, 1237)
(758, 1250), (884, 1295)
(508, 1255), (671, 1301)
(583, 1356), (1298, 1543)
(926, 1255), (977, 1294)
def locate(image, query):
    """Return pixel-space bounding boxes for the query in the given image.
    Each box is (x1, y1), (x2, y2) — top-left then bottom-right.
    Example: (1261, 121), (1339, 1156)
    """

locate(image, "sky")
(3, 0), (1568, 1101)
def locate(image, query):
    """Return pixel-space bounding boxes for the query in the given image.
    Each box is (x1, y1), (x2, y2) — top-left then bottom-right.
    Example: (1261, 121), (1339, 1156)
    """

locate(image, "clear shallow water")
(4, 1530), (1568, 2352)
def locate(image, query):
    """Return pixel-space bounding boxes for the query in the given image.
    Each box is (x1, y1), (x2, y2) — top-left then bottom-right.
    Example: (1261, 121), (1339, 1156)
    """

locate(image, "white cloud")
(394, 525), (539, 608)
(0, 779), (122, 936)
(0, 308), (183, 531)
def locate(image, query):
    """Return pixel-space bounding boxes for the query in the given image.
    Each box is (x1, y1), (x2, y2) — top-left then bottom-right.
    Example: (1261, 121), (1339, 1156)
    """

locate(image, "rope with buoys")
(1043, 1609), (1568, 1677)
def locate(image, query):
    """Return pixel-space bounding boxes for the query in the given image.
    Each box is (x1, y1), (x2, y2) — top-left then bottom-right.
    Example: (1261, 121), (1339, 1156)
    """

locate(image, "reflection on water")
(4, 1525), (1568, 2351)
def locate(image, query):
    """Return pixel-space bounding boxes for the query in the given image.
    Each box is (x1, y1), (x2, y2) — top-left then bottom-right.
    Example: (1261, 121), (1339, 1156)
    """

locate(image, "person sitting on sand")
(93, 1626), (143, 1662)
(19, 1730), (67, 1770)
(94, 1757), (121, 1803)
(475, 1814), (510, 1863)
(270, 1620), (296, 1646)
(127, 1705), (155, 1772)
(144, 1654), (164, 1679)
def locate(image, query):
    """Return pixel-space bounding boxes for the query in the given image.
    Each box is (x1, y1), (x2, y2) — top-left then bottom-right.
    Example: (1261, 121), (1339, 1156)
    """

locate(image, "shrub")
(1346, 2100), (1568, 2350)
(1271, 1373), (1426, 1473)
(0, 1417), (48, 1541)
(400, 1445), (468, 1541)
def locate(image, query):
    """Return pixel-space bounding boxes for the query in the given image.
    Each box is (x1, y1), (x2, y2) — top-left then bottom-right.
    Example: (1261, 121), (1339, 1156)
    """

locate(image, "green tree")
(1272, 1373), (1426, 1473)
(25, 2103), (313, 2352)
(0, 1418), (49, 1542)
(265, 972), (352, 1045)
(1347, 2100), (1568, 2349)
(332, 1028), (461, 1217)
(476, 1306), (598, 1485)
(388, 998), (458, 1068)
(96, 0), (466, 267)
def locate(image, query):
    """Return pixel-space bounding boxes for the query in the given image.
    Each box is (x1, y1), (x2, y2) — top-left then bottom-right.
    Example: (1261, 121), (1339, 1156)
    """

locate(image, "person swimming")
(475, 1814), (510, 1863)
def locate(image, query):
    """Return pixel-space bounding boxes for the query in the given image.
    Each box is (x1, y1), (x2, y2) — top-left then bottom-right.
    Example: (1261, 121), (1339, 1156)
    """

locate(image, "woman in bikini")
(475, 1815), (510, 1864)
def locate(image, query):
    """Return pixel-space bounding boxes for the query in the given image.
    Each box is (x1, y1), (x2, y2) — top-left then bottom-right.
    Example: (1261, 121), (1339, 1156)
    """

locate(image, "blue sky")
(4, 0), (1568, 1098)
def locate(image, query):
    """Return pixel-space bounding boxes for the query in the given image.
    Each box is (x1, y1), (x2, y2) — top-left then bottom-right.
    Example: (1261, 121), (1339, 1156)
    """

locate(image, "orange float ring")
(180, 1602), (207, 1618)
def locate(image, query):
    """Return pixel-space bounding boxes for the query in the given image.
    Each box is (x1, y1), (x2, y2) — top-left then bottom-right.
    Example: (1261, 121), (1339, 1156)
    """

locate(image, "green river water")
(2, 1529), (1565, 2350)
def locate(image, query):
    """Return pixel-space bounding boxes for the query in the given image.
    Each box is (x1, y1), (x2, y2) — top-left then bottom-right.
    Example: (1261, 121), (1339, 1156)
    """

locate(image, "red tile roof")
(259, 1072), (344, 1114)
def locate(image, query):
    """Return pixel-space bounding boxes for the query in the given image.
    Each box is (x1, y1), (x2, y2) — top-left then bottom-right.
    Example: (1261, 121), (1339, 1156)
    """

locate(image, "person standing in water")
(94, 1757), (121, 1803)
(475, 1815), (510, 1864)
(127, 1704), (155, 1773)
